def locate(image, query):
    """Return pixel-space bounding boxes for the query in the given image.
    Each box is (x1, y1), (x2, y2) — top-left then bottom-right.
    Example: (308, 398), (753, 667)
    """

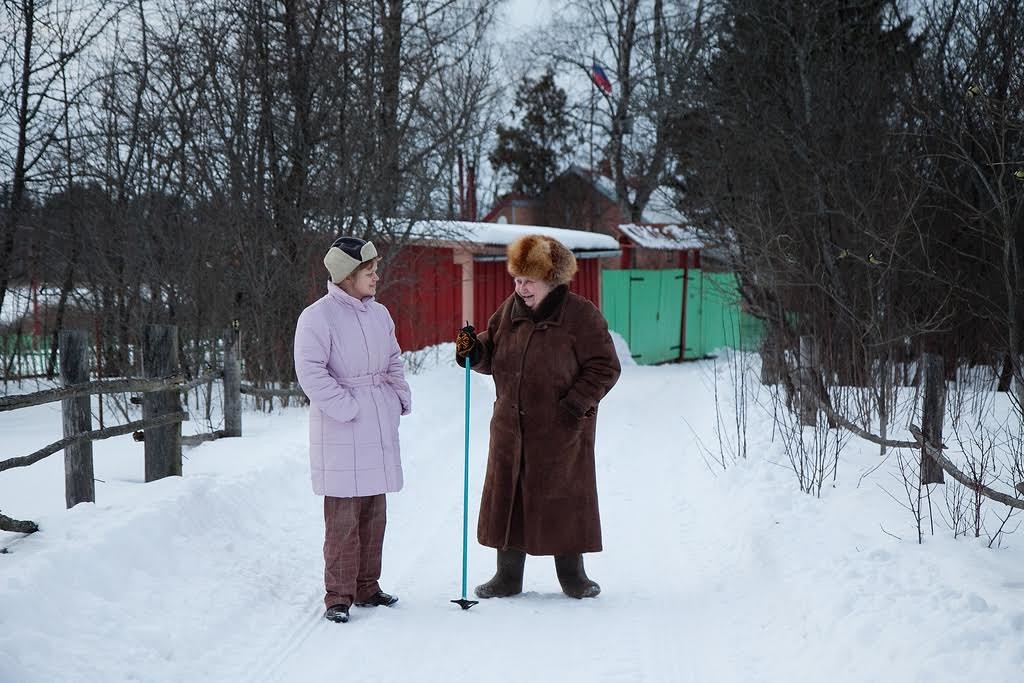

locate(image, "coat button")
(519, 408), (525, 416)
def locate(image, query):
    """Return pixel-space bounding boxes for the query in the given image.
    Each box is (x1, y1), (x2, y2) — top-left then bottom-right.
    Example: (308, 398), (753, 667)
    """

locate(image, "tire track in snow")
(246, 592), (323, 683)
(594, 366), (710, 679)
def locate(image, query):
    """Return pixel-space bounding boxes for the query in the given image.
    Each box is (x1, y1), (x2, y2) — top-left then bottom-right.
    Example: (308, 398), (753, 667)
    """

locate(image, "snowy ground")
(2, 344), (1023, 682)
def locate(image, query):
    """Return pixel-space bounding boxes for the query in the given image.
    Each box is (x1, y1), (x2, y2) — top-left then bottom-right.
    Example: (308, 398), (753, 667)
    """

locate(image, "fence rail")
(0, 374), (216, 412)
(240, 384), (306, 399)
(0, 325), (243, 537)
(0, 411), (189, 474)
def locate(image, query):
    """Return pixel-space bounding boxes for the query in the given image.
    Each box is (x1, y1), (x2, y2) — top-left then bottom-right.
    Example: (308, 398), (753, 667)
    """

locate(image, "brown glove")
(455, 325), (480, 365)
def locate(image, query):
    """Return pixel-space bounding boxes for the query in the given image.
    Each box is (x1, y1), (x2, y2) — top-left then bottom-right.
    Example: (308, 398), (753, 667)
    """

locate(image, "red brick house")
(482, 165), (703, 269)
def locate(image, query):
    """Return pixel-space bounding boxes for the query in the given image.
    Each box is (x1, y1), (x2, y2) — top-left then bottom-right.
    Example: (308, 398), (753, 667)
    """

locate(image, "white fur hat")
(324, 237), (378, 283)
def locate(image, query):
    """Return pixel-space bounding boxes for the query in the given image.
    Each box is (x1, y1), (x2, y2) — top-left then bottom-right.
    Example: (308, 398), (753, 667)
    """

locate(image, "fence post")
(798, 335), (818, 427)
(920, 352), (946, 485)
(759, 330), (784, 385)
(223, 322), (242, 437)
(143, 325), (182, 481)
(60, 330), (95, 508)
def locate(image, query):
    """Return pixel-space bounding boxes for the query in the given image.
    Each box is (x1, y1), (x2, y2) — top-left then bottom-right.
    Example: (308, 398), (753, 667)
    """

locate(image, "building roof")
(479, 193), (540, 223)
(640, 185), (685, 224)
(565, 165), (686, 224)
(410, 219), (620, 254)
(617, 223), (703, 250)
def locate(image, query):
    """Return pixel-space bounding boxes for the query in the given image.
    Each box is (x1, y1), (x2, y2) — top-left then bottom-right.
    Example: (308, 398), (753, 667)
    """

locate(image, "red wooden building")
(375, 221), (620, 352)
(615, 222), (703, 270)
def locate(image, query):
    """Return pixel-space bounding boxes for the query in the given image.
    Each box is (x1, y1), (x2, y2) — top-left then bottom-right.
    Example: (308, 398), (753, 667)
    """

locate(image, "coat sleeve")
(561, 302), (622, 418)
(469, 303), (505, 376)
(384, 310), (412, 415)
(293, 313), (360, 423)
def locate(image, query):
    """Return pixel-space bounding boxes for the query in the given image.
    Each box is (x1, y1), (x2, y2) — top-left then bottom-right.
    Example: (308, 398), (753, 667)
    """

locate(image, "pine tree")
(489, 70), (575, 195)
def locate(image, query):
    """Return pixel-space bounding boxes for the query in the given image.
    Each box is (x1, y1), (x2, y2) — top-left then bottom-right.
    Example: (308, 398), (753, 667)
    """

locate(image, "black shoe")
(324, 604), (350, 623)
(354, 590), (399, 607)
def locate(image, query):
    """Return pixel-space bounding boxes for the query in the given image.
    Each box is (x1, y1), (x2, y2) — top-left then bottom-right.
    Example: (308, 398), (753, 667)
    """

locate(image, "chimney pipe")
(457, 150), (465, 220)
(467, 162), (477, 221)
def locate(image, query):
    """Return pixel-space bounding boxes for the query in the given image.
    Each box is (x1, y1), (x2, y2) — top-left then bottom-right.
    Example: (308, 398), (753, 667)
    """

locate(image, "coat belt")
(340, 372), (387, 388)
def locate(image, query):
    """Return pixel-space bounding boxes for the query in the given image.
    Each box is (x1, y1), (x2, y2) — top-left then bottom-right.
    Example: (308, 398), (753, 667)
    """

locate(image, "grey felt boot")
(554, 554), (601, 599)
(474, 548), (526, 598)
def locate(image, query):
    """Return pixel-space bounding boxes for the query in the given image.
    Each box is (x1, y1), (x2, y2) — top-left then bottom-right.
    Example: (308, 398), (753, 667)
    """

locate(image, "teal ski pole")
(452, 354), (478, 610)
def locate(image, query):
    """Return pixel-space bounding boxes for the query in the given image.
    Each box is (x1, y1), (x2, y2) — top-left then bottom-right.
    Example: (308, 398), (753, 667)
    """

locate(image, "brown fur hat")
(506, 234), (578, 285)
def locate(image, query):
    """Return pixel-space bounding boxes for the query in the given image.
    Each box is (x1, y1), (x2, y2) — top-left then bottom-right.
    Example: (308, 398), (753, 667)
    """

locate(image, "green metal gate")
(602, 268), (762, 364)
(601, 269), (684, 364)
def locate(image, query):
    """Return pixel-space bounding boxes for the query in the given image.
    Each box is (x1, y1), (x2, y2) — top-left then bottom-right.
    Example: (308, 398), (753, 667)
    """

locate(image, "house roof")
(565, 165), (686, 224)
(479, 193), (540, 223)
(566, 165), (619, 204)
(617, 223), (703, 250)
(409, 219), (620, 255)
(640, 185), (685, 224)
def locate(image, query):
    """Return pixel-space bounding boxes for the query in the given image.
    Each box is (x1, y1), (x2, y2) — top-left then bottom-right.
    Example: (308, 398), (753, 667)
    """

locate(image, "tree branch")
(907, 424), (1024, 511)
(0, 511), (39, 534)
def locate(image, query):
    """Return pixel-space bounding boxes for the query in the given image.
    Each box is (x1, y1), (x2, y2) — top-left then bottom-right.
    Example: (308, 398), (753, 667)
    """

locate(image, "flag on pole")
(589, 63), (612, 94)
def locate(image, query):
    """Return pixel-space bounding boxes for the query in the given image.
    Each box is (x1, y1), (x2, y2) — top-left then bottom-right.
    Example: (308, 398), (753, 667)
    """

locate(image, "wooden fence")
(790, 335), (1024, 509)
(0, 325), (250, 535)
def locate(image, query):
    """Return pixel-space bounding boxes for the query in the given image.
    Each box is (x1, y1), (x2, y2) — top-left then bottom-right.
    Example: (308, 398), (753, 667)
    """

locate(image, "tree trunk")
(920, 352), (946, 485)
(798, 335), (817, 427)
(759, 329), (784, 385)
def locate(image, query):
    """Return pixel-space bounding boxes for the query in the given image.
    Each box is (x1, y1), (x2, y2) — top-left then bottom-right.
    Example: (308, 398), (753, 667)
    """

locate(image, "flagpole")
(589, 55), (595, 179)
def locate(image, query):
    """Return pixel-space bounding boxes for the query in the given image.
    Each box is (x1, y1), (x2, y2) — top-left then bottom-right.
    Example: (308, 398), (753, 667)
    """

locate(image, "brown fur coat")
(471, 285), (621, 555)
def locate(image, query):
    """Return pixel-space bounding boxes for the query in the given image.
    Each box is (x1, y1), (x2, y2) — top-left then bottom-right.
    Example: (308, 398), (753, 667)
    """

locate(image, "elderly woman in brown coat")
(455, 234), (621, 599)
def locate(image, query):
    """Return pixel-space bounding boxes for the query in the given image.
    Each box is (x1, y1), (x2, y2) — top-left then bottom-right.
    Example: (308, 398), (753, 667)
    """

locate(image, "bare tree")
(527, 0), (707, 222)
(910, 0), (1024, 416)
(0, 0), (124, 318)
(3, 0), (502, 388)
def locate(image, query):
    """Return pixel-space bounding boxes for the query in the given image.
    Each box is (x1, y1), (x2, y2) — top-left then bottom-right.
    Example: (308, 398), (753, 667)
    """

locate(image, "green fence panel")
(700, 272), (763, 353)
(684, 269), (704, 359)
(0, 333), (54, 376)
(626, 271), (661, 363)
(600, 269), (632, 349)
(653, 270), (684, 364)
(739, 310), (764, 350)
(602, 269), (684, 365)
(701, 272), (731, 354)
(602, 267), (760, 363)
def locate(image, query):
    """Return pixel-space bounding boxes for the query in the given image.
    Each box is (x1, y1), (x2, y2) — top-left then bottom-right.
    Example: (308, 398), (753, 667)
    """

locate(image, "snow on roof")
(618, 223), (703, 250)
(409, 219), (620, 253)
(641, 186), (685, 225)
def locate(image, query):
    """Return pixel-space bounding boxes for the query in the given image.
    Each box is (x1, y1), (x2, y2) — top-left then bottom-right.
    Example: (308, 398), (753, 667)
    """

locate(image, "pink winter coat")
(293, 283), (412, 498)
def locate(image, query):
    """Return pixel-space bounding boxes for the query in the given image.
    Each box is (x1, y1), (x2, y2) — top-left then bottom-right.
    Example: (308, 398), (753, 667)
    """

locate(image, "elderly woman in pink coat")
(294, 236), (412, 624)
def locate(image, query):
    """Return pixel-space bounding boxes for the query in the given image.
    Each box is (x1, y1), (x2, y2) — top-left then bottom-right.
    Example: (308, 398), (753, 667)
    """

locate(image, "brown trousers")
(323, 494), (386, 609)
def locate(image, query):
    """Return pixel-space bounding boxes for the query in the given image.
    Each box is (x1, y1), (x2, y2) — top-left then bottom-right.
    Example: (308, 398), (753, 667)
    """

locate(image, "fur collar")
(511, 285), (569, 324)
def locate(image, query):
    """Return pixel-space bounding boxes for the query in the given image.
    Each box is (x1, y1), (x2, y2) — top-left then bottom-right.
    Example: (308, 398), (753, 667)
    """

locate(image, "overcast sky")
(496, 0), (555, 34)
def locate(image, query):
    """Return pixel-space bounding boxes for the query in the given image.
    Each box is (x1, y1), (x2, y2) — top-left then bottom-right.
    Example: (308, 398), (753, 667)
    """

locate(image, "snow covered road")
(2, 354), (1023, 681)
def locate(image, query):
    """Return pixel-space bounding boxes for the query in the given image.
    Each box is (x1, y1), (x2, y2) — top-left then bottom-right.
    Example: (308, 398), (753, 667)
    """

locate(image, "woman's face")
(514, 276), (554, 309)
(342, 260), (380, 299)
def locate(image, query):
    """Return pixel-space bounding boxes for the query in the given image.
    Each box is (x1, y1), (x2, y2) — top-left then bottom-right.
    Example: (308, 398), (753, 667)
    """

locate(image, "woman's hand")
(455, 325), (480, 365)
